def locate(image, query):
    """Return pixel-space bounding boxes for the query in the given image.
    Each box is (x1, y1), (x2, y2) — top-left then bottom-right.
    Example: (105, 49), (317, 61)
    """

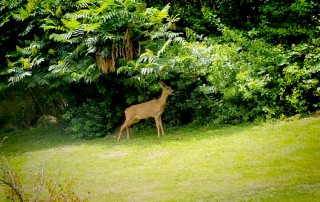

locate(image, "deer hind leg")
(126, 127), (130, 139)
(118, 119), (131, 141)
(118, 117), (139, 141)
(117, 127), (124, 141)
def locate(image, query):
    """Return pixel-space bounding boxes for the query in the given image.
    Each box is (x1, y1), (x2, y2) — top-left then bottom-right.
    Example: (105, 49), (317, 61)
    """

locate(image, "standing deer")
(117, 82), (174, 141)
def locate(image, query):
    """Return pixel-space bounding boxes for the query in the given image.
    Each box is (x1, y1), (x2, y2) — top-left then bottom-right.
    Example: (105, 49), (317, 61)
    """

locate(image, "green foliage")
(127, 26), (320, 124)
(2, 0), (177, 87)
(1, 0), (320, 132)
(0, 0), (181, 130)
(258, 0), (320, 44)
(147, 0), (320, 45)
(63, 99), (119, 139)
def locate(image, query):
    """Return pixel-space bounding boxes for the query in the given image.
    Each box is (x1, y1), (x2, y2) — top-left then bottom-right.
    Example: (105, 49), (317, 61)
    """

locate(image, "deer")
(117, 82), (174, 141)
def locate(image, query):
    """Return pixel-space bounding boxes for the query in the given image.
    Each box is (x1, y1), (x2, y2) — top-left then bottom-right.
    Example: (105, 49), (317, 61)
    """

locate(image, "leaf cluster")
(2, 0), (178, 88)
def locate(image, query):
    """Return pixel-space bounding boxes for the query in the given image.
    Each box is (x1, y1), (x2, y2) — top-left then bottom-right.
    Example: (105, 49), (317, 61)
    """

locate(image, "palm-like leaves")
(2, 0), (181, 87)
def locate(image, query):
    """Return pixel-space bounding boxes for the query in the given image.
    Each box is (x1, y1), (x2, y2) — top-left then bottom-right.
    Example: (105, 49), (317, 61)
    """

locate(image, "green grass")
(1, 115), (320, 201)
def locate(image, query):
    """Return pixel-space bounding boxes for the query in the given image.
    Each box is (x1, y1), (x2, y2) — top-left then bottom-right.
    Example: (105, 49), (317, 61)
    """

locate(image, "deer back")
(125, 98), (166, 120)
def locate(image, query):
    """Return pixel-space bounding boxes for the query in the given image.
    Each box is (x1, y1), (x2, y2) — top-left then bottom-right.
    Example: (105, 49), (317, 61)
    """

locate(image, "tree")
(258, 0), (320, 44)
(2, 0), (180, 87)
(0, 0), (183, 129)
(1, 0), (319, 131)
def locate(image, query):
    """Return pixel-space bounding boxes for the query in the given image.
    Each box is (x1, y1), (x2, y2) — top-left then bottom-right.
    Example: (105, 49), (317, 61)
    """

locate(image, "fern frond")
(19, 24), (34, 36)
(32, 40), (47, 50)
(31, 57), (45, 67)
(84, 22), (101, 32)
(76, 0), (92, 9)
(0, 15), (10, 27)
(50, 32), (73, 43)
(73, 28), (84, 36)
(6, 50), (22, 58)
(68, 38), (82, 44)
(146, 5), (169, 23)
(1, 0), (22, 10)
(165, 31), (180, 39)
(86, 46), (96, 54)
(160, 4), (170, 15)
(96, 0), (116, 14)
(157, 4), (169, 19)
(12, 7), (30, 21)
(86, 37), (98, 46)
(157, 38), (172, 57)
(43, 18), (56, 26)
(141, 67), (154, 75)
(65, 10), (91, 20)
(71, 42), (86, 59)
(84, 64), (101, 83)
(150, 31), (165, 40)
(49, 60), (70, 75)
(8, 71), (32, 85)
(101, 11), (119, 22)
(62, 19), (81, 30)
(43, 25), (66, 32)
(138, 49), (158, 64)
(100, 32), (122, 42)
(173, 36), (186, 44)
(19, 47), (32, 56)
(33, 73), (48, 85)
(56, 45), (68, 55)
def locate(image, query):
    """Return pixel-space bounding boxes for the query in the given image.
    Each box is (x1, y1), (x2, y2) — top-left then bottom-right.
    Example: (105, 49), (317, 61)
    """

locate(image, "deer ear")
(159, 82), (166, 88)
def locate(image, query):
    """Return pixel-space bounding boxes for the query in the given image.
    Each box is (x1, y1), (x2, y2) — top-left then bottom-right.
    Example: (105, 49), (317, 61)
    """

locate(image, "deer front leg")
(159, 117), (165, 136)
(155, 117), (161, 138)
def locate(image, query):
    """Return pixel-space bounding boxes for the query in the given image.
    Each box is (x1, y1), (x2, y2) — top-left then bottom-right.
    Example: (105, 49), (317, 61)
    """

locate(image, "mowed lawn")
(1, 115), (320, 201)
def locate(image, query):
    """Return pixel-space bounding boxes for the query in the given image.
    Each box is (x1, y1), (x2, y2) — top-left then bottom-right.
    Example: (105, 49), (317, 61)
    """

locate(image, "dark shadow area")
(0, 126), (87, 156)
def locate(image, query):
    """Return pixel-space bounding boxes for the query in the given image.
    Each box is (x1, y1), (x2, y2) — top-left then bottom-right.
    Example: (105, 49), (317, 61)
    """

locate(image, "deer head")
(159, 81), (174, 96)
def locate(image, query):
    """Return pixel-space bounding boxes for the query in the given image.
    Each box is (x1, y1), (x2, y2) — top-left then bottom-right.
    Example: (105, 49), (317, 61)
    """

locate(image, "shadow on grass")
(0, 123), (252, 156)
(0, 126), (87, 156)
(113, 123), (252, 147)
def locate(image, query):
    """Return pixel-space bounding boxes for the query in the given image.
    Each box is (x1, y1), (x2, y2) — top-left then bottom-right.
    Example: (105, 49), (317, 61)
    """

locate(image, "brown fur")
(117, 82), (174, 141)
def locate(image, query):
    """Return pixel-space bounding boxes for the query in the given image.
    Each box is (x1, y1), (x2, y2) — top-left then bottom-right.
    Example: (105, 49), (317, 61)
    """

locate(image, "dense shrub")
(63, 99), (119, 139)
(131, 27), (320, 126)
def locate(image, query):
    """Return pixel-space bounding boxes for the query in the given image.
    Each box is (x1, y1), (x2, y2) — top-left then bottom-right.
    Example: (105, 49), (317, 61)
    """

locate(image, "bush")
(129, 27), (320, 126)
(63, 99), (119, 139)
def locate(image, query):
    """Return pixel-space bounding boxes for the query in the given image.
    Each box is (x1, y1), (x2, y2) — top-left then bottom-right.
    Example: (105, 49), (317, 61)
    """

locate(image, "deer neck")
(157, 92), (169, 107)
